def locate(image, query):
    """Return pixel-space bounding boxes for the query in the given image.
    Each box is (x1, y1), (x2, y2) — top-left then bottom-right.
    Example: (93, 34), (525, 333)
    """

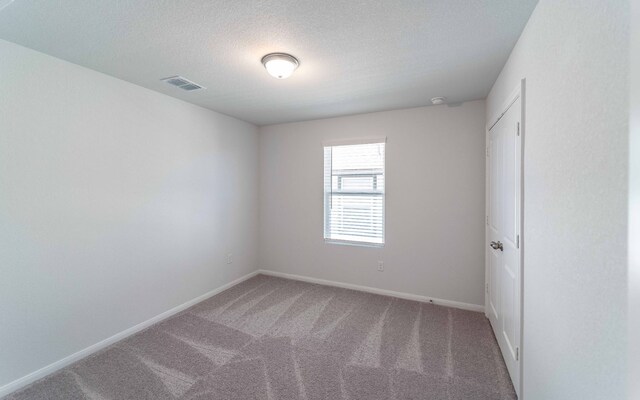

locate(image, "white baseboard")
(258, 269), (484, 313)
(1, 269), (483, 398)
(0, 270), (259, 398)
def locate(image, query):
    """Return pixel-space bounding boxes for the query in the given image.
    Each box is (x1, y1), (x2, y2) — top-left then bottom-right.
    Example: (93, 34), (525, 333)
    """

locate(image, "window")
(324, 140), (385, 245)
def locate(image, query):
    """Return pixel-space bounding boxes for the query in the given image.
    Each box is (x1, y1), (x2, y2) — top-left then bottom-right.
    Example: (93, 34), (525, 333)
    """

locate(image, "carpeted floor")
(6, 275), (516, 400)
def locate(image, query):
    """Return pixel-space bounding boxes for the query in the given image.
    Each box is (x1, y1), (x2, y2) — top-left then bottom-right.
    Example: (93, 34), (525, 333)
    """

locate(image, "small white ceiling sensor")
(431, 97), (446, 105)
(261, 53), (299, 79)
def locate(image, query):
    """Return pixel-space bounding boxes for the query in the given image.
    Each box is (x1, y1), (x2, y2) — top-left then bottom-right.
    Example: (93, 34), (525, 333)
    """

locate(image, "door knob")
(490, 241), (504, 251)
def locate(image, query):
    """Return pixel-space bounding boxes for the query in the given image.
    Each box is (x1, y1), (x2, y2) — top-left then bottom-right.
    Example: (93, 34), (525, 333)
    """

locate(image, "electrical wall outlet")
(226, 253), (233, 264)
(377, 261), (384, 272)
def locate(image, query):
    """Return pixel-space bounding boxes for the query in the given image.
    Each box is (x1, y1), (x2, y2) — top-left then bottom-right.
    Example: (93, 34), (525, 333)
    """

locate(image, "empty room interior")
(0, 1), (636, 399)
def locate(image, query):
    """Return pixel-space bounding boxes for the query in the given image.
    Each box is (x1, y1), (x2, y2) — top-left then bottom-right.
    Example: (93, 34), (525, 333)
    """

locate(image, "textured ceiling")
(0, 0), (537, 125)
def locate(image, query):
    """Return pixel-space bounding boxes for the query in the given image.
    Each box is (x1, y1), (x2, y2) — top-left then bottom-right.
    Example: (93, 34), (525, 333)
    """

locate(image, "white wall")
(629, 2), (640, 398)
(0, 40), (259, 388)
(487, 1), (629, 399)
(259, 101), (486, 307)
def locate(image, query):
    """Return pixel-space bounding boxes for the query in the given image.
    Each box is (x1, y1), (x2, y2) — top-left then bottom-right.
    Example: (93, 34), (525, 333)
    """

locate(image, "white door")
(487, 86), (522, 396)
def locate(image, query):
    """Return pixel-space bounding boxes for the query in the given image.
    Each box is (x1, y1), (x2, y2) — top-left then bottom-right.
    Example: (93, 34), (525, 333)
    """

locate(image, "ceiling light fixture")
(261, 53), (299, 79)
(431, 97), (446, 105)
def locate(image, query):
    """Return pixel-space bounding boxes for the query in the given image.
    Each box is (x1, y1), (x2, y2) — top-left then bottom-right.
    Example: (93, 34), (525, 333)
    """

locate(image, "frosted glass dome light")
(261, 53), (299, 79)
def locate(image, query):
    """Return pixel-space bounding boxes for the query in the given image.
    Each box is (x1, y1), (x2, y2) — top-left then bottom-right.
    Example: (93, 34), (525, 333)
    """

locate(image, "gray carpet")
(6, 275), (516, 400)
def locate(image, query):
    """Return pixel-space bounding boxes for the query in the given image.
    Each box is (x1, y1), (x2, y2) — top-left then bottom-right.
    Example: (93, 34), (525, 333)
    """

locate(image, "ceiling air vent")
(160, 76), (205, 91)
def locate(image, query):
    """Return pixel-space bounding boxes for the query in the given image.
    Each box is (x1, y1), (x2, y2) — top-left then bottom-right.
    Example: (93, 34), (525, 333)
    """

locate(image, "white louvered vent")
(160, 76), (205, 91)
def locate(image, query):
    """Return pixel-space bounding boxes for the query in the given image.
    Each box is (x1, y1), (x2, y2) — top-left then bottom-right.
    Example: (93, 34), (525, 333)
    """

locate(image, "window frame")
(323, 138), (386, 247)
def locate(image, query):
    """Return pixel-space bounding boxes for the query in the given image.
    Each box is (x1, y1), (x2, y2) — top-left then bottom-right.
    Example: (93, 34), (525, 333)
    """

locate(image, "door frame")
(485, 78), (525, 398)
(629, 5), (639, 397)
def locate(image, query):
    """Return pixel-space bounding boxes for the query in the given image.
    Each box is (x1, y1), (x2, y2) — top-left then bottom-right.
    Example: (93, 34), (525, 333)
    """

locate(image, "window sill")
(324, 239), (384, 248)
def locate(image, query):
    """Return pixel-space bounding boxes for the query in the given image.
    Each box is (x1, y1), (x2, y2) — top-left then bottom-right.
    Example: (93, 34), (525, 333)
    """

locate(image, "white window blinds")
(324, 140), (385, 245)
